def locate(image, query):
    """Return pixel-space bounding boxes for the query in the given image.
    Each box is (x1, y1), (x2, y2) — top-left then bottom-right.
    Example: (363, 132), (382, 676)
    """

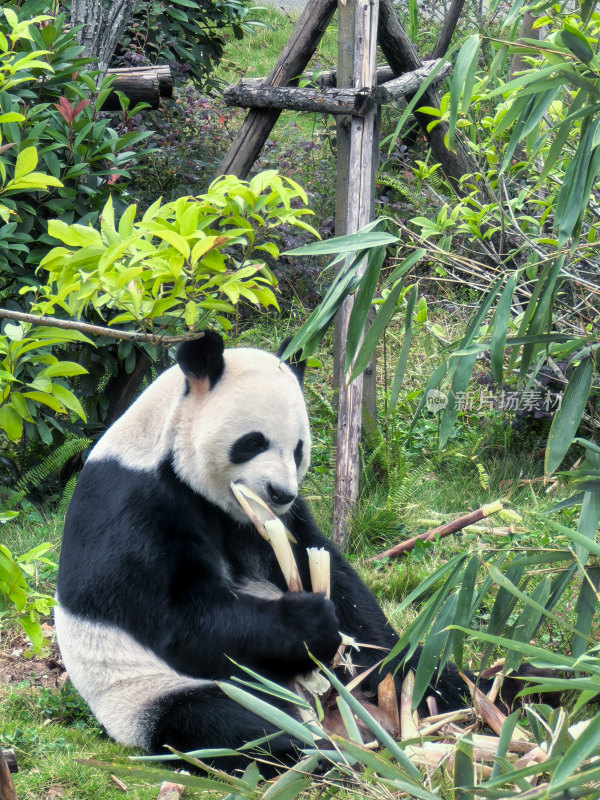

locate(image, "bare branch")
(0, 309), (204, 345)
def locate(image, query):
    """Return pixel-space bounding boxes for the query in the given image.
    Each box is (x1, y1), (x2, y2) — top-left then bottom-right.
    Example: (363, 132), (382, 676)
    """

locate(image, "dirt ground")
(0, 625), (66, 690)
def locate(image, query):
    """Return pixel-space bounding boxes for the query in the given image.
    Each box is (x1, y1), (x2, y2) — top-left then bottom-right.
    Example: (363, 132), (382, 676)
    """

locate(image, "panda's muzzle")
(267, 483), (296, 507)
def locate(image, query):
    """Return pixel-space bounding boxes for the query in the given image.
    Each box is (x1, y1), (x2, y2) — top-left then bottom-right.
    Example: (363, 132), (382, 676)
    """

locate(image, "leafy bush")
(0, 6), (151, 276)
(0, 542), (56, 653)
(120, 0), (267, 89)
(36, 171), (318, 333)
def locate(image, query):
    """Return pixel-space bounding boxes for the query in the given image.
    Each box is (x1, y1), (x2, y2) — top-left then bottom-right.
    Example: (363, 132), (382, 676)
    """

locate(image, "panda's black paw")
(279, 592), (342, 665)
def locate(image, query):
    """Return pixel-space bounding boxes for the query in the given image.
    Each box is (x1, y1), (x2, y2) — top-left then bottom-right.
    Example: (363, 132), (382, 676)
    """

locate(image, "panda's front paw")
(279, 592), (342, 665)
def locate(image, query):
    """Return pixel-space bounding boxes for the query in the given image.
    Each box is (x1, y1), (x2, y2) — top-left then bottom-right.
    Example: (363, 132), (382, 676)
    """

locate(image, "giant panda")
(54, 331), (502, 772)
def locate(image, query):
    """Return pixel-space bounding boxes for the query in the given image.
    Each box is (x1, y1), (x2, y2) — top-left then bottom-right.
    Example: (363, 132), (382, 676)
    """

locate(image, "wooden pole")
(332, 0), (379, 549)
(216, 0), (337, 178)
(0, 750), (17, 800)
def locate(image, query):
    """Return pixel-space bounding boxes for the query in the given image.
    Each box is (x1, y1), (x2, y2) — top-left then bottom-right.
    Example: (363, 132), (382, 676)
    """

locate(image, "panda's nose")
(267, 483), (296, 507)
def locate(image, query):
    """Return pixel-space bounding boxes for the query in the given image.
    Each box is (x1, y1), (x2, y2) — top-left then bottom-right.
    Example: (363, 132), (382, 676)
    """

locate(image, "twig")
(368, 501), (503, 561)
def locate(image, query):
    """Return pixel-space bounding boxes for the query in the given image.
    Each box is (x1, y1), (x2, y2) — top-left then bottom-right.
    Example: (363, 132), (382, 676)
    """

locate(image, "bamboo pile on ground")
(229, 482), (593, 792)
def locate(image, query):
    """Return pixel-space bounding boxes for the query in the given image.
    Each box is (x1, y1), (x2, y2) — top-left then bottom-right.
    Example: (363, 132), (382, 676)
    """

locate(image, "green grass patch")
(214, 5), (339, 141)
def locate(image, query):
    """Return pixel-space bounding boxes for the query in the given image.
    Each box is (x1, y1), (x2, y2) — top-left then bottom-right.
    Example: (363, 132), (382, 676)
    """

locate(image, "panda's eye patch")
(230, 432), (269, 464)
(294, 439), (303, 468)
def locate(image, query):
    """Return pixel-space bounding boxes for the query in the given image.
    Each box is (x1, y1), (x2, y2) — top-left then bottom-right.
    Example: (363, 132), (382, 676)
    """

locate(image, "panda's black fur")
(55, 332), (523, 773)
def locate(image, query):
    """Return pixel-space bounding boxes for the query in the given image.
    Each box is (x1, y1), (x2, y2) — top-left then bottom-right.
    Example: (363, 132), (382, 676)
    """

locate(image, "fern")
(376, 170), (422, 207)
(1, 437), (91, 511)
(58, 474), (78, 517)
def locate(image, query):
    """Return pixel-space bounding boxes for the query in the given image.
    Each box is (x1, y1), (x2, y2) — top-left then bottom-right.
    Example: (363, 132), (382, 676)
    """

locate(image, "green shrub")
(0, 6), (151, 276)
(0, 541), (56, 653)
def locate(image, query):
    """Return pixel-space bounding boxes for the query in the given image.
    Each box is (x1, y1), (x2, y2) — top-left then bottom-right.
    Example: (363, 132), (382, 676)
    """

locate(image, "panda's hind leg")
(148, 684), (303, 775)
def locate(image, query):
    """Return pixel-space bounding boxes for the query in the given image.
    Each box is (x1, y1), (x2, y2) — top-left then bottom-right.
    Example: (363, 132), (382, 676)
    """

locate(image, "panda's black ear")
(278, 337), (306, 387)
(177, 331), (225, 389)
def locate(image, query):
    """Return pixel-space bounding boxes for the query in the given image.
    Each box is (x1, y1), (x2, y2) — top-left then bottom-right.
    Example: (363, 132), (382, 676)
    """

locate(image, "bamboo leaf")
(285, 227), (398, 256)
(215, 681), (321, 744)
(490, 272), (517, 384)
(545, 356), (594, 474)
(505, 576), (551, 673)
(453, 735), (474, 800)
(383, 248), (425, 287)
(452, 556), (480, 668)
(387, 283), (417, 415)
(550, 713), (600, 788)
(572, 566), (600, 658)
(344, 247), (385, 374)
(448, 35), (480, 150)
(413, 593), (457, 709)
(348, 281), (404, 382)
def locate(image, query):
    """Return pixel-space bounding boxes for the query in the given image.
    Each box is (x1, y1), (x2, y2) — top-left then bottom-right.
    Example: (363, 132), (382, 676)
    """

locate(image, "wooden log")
(0, 750), (17, 800)
(223, 82), (373, 115)
(0, 753), (16, 776)
(102, 65), (173, 111)
(223, 60), (451, 115)
(313, 58), (442, 88)
(216, 0), (337, 177)
(108, 65), (173, 97)
(430, 0), (466, 59)
(372, 60), (452, 103)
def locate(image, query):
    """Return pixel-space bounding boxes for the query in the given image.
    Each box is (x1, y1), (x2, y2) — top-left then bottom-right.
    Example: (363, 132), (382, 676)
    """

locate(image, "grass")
(214, 3), (338, 146)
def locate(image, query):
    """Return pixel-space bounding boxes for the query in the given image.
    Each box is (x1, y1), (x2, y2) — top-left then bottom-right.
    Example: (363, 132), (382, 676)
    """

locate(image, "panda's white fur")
(56, 332), (488, 773)
(54, 605), (211, 748)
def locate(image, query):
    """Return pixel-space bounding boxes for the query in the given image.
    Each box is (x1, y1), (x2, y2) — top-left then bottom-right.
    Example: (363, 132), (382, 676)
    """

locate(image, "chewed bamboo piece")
(230, 483), (296, 543)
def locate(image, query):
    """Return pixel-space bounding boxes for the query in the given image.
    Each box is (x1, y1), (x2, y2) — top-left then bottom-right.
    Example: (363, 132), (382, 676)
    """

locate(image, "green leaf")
(49, 384), (86, 421)
(215, 681), (320, 744)
(453, 734), (474, 800)
(572, 566), (600, 658)
(344, 247), (385, 374)
(348, 280), (404, 382)
(387, 283), (417, 415)
(383, 248), (425, 287)
(43, 362), (88, 378)
(550, 712), (600, 788)
(0, 404), (23, 441)
(413, 592), (457, 709)
(286, 228), (398, 256)
(545, 356), (594, 474)
(14, 146), (37, 180)
(448, 35), (480, 150)
(490, 272), (517, 384)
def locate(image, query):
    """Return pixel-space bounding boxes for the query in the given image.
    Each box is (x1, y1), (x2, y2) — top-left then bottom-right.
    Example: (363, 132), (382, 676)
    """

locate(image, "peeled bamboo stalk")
(263, 520), (303, 592)
(420, 708), (473, 728)
(400, 671), (420, 740)
(307, 547), (331, 597)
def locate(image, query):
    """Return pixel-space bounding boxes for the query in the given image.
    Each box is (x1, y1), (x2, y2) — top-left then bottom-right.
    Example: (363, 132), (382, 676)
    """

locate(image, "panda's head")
(172, 332), (310, 522)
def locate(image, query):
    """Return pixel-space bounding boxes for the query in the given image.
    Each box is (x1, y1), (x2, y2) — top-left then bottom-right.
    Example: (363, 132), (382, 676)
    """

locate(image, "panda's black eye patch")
(230, 432), (269, 464)
(294, 439), (303, 468)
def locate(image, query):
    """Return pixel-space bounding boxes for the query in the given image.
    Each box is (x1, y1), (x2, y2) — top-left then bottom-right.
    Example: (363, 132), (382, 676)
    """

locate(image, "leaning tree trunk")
(430, 0), (466, 59)
(378, 0), (486, 199)
(71, 0), (138, 74)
